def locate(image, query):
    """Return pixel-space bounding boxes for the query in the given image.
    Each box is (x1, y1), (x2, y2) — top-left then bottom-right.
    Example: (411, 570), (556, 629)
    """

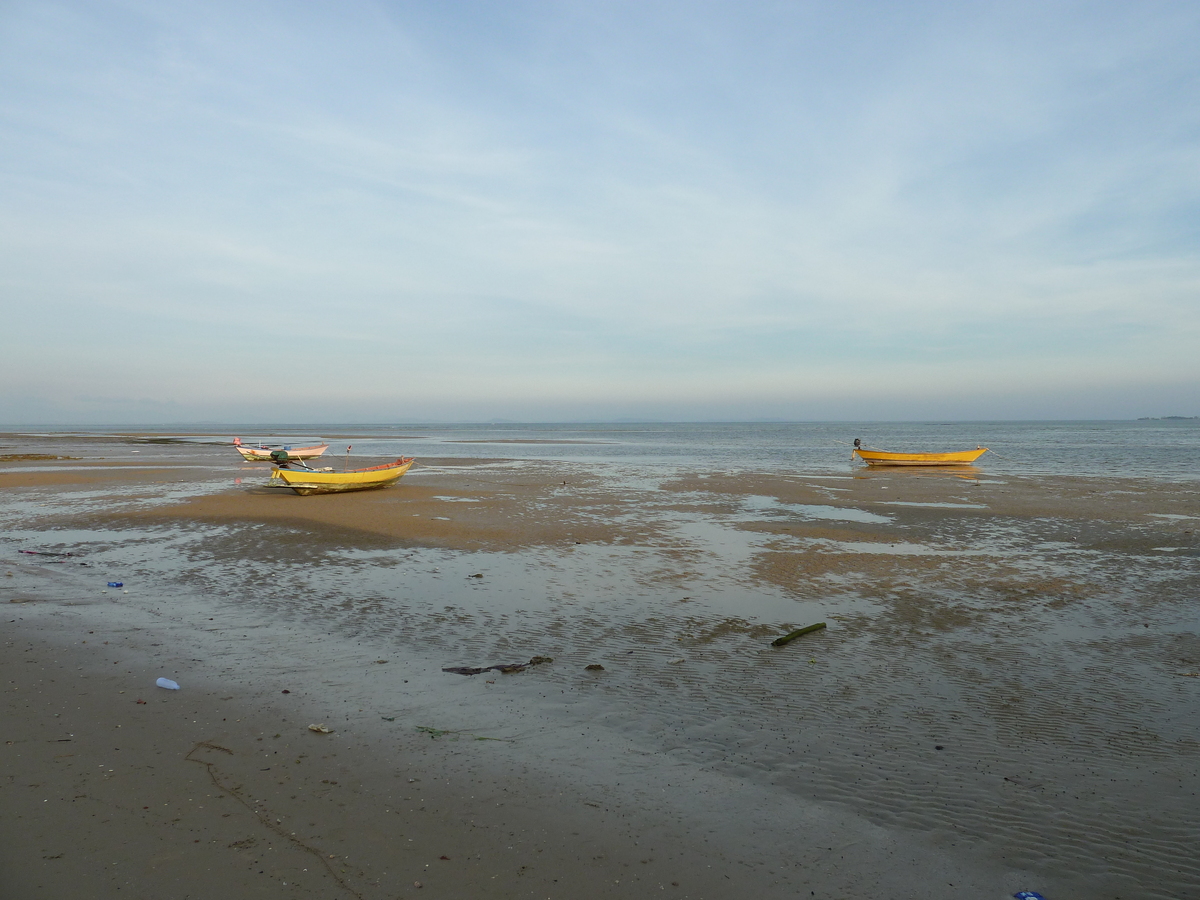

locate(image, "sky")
(1, 0), (1198, 424)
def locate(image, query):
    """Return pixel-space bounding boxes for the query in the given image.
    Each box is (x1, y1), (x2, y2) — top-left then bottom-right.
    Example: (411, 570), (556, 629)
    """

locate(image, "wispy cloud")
(2, 0), (1198, 422)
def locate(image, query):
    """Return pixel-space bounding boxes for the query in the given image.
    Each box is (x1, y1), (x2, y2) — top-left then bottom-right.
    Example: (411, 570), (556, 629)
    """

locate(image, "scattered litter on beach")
(107, 581), (123, 588)
(668, 657), (685, 664)
(156, 677), (180, 690)
(585, 664), (605, 671)
(1014, 892), (1047, 900)
(308, 723), (333, 734)
(528, 655), (554, 665)
(771, 622), (827, 646)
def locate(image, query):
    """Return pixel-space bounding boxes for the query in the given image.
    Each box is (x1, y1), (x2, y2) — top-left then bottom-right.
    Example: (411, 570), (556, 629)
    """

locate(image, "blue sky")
(1, 0), (1197, 423)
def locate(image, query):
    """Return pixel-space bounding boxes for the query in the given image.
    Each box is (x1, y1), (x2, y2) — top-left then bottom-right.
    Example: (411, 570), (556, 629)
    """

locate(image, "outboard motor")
(853, 438), (862, 449)
(269, 449), (290, 466)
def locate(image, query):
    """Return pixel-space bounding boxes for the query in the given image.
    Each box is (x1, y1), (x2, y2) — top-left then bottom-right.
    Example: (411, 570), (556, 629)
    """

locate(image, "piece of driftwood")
(492, 663), (527, 674)
(442, 655), (554, 676)
(771, 622), (827, 647)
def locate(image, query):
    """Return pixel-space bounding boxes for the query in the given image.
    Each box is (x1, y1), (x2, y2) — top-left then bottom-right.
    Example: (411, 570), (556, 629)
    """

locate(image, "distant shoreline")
(3, 416), (1197, 431)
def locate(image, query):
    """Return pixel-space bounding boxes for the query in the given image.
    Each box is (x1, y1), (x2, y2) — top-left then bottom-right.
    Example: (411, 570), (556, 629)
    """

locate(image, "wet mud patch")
(153, 518), (410, 563)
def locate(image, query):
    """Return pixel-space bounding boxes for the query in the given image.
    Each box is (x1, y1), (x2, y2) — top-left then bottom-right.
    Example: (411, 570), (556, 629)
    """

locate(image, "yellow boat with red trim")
(271, 458), (415, 495)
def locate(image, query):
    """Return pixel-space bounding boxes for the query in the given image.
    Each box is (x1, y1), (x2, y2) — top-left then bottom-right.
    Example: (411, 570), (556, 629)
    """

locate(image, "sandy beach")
(3, 432), (1199, 899)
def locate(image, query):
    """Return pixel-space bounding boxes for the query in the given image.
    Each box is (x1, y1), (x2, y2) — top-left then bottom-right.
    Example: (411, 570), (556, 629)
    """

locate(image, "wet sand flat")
(3, 609), (814, 900)
(3, 436), (1199, 899)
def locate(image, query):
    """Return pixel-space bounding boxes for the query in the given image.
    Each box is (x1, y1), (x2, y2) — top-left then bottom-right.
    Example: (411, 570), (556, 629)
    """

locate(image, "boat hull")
(236, 442), (329, 461)
(853, 448), (988, 467)
(270, 458), (414, 495)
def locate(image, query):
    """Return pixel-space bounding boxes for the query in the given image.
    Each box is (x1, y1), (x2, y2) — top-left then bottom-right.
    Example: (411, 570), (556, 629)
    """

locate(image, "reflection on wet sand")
(852, 463), (986, 480)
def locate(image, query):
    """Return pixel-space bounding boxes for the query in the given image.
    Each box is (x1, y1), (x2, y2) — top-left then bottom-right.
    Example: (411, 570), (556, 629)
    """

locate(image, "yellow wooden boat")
(852, 446), (988, 467)
(270, 458), (415, 495)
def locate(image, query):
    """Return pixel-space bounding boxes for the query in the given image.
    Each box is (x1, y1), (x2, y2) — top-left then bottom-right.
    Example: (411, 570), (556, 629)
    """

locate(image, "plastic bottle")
(156, 677), (180, 690)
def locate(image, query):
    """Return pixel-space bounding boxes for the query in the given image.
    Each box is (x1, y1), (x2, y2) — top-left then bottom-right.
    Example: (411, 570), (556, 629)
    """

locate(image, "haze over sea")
(22, 419), (1200, 479)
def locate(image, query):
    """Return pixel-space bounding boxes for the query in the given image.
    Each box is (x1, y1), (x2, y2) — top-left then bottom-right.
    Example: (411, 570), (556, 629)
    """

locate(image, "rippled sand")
(3, 434), (1199, 899)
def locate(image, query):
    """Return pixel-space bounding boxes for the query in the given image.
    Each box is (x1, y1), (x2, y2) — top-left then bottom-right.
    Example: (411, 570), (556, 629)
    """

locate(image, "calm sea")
(25, 419), (1200, 480)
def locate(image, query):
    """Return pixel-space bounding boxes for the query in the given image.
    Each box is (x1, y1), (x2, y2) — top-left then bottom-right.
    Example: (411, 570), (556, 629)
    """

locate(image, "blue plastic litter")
(156, 677), (180, 690)
(107, 581), (123, 587)
(1014, 892), (1047, 900)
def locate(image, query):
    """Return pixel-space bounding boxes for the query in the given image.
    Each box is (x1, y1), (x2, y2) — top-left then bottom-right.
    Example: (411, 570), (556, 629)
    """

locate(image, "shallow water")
(6, 417), (1200, 478)
(3, 430), (1200, 898)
